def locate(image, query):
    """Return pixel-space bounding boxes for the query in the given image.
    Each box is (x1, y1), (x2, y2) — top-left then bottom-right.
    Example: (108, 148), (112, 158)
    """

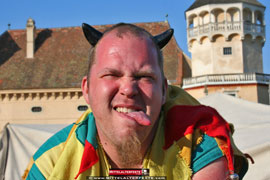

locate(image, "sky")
(0, 0), (269, 74)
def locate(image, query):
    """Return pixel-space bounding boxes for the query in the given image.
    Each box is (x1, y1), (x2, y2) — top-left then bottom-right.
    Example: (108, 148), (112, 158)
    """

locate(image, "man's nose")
(119, 79), (139, 98)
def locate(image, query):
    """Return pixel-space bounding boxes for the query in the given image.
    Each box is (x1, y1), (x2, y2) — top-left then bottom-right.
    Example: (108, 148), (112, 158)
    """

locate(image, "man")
(23, 23), (248, 180)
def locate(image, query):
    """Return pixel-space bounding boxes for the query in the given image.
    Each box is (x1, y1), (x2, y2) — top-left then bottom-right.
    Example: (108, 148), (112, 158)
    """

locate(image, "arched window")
(211, 8), (224, 23)
(243, 8), (252, 24)
(188, 14), (197, 28)
(255, 11), (263, 25)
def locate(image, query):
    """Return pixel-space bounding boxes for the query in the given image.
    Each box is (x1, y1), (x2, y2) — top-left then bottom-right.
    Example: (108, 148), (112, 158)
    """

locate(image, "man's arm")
(192, 156), (229, 180)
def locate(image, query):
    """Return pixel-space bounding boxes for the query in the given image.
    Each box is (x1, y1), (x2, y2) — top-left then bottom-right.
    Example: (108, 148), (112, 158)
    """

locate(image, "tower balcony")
(182, 73), (270, 89)
(187, 21), (265, 42)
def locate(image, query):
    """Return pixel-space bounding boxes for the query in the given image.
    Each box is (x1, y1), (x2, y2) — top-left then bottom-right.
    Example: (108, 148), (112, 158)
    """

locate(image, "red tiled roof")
(0, 21), (190, 90)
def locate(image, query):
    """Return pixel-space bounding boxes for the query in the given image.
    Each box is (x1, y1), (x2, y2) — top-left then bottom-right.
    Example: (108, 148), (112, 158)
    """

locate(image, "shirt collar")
(75, 112), (99, 179)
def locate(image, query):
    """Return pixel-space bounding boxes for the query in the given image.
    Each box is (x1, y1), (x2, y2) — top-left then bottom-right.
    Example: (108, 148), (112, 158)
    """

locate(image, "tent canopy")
(199, 93), (270, 180)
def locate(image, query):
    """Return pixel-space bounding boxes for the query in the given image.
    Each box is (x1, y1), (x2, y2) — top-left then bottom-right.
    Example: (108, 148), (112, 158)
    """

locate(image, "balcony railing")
(188, 21), (265, 38)
(227, 22), (241, 31)
(182, 73), (270, 89)
(244, 22), (265, 34)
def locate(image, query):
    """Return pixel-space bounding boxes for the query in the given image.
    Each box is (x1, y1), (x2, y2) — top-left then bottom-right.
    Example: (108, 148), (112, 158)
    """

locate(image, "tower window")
(223, 47), (232, 55)
(31, 106), (42, 112)
(223, 90), (238, 97)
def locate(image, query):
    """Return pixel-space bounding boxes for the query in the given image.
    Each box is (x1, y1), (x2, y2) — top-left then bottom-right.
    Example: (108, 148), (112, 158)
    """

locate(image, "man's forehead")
(107, 25), (150, 38)
(99, 29), (150, 45)
(95, 30), (155, 57)
(93, 30), (159, 70)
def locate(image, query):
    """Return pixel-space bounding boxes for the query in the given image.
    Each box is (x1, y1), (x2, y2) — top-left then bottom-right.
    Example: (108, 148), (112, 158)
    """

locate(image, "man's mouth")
(114, 106), (151, 126)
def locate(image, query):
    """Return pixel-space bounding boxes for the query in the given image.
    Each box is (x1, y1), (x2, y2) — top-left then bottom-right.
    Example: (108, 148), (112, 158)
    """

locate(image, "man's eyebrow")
(135, 70), (155, 74)
(135, 70), (157, 77)
(97, 68), (157, 78)
(97, 68), (121, 76)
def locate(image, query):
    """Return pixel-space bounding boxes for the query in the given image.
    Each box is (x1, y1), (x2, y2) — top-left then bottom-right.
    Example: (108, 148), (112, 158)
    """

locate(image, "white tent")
(0, 93), (269, 179)
(199, 93), (270, 180)
(0, 124), (66, 180)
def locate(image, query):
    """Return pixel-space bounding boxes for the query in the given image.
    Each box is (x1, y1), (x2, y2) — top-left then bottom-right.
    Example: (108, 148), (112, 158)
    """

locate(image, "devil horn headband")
(82, 23), (174, 49)
(82, 23), (103, 47)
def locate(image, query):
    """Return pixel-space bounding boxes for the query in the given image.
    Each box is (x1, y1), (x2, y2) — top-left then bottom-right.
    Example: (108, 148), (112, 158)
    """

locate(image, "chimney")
(26, 18), (35, 58)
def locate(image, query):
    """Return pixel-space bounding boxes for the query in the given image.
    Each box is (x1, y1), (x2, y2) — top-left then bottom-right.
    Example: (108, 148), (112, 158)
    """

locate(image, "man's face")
(82, 30), (166, 147)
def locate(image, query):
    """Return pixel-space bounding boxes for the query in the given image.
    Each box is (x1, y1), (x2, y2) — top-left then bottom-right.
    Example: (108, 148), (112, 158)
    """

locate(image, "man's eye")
(102, 74), (118, 78)
(137, 76), (154, 81)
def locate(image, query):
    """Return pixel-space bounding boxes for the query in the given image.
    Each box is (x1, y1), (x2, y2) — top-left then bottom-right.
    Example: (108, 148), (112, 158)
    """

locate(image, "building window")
(223, 47), (232, 55)
(223, 90), (238, 97)
(227, 92), (236, 97)
(77, 105), (88, 111)
(31, 106), (42, 112)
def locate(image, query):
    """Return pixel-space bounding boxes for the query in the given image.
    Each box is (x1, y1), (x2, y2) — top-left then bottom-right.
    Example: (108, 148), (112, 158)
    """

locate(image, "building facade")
(0, 19), (191, 131)
(182, 0), (269, 105)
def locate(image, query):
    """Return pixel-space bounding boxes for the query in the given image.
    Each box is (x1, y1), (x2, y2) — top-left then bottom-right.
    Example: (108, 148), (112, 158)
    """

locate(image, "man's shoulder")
(32, 124), (74, 161)
(161, 103), (248, 179)
(24, 111), (93, 180)
(23, 124), (74, 180)
(33, 111), (93, 164)
(163, 104), (229, 148)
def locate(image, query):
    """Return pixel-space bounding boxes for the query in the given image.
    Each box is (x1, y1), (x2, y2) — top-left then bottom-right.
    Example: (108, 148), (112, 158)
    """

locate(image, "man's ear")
(81, 76), (90, 105)
(162, 78), (168, 105)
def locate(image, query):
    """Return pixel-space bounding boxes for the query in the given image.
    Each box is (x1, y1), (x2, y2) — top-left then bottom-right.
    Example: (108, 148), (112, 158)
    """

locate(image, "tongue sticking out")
(126, 111), (151, 126)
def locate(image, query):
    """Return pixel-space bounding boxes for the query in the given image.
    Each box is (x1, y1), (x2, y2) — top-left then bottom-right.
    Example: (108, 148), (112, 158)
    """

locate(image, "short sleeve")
(191, 134), (224, 173)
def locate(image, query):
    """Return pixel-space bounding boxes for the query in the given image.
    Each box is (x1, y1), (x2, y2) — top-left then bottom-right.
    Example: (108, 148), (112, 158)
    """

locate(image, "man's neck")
(97, 134), (145, 169)
(97, 124), (159, 169)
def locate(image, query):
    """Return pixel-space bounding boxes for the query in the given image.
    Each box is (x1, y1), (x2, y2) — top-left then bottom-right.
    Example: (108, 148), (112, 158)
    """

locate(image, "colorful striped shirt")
(23, 86), (248, 180)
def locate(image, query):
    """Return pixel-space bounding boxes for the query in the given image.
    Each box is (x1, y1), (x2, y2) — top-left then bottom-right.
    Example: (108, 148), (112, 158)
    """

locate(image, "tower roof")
(187, 0), (265, 11)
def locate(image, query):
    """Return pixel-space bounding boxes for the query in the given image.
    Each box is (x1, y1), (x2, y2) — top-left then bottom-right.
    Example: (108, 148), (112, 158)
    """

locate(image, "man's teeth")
(115, 107), (137, 113)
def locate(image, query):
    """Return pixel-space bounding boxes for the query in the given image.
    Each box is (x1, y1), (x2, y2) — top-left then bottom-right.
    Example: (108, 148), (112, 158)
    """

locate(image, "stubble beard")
(113, 133), (143, 168)
(95, 114), (144, 168)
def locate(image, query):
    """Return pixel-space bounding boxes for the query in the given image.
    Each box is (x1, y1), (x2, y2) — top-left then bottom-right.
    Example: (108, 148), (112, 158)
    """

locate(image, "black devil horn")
(154, 28), (174, 49)
(82, 23), (103, 46)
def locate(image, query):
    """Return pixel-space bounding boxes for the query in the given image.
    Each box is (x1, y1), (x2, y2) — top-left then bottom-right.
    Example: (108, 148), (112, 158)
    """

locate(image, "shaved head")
(86, 23), (165, 85)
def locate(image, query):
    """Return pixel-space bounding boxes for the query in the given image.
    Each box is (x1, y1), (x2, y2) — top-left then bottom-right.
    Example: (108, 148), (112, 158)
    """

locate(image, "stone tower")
(183, 0), (269, 105)
(185, 0), (265, 77)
